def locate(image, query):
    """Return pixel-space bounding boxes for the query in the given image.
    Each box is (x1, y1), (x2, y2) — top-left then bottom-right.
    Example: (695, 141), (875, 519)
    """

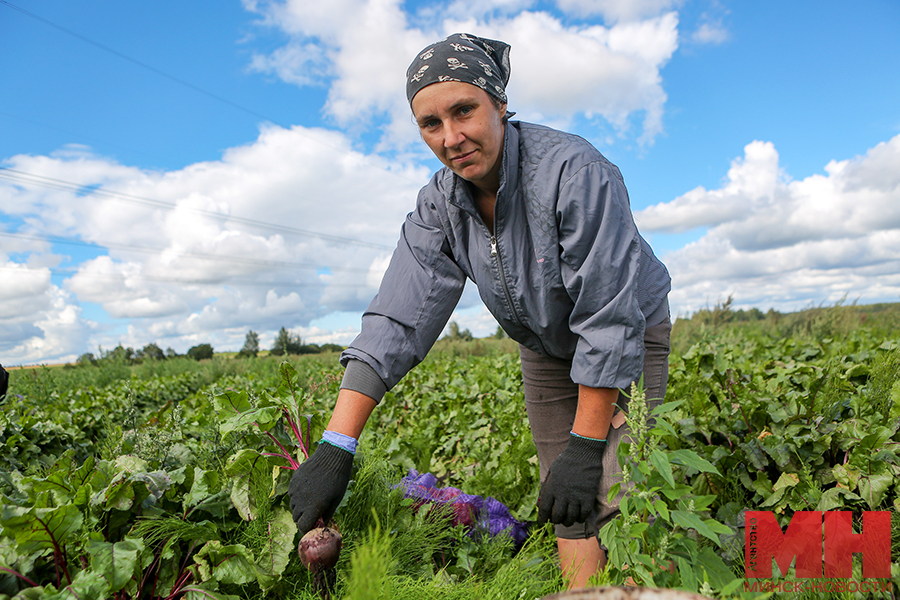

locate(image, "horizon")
(9, 296), (897, 367)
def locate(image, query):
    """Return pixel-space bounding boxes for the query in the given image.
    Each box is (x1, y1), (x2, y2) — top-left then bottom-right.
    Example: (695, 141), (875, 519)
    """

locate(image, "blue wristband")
(570, 431), (607, 443)
(321, 430), (358, 454)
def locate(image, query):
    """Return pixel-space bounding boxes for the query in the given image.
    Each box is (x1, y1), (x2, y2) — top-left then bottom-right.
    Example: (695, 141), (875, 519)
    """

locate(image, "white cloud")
(244, 0), (678, 146)
(636, 140), (786, 233)
(67, 256), (192, 319)
(293, 323), (359, 346)
(0, 262), (92, 365)
(445, 0), (537, 18)
(0, 123), (428, 363)
(638, 135), (900, 315)
(444, 304), (502, 339)
(686, 3), (730, 46)
(244, 0), (430, 144)
(691, 20), (729, 45)
(249, 42), (329, 86)
(553, 0), (682, 23)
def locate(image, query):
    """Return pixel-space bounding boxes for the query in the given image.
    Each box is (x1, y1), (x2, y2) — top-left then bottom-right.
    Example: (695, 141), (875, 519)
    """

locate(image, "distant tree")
(319, 343), (345, 354)
(271, 327), (303, 356)
(140, 343), (165, 361)
(239, 330), (260, 358)
(493, 325), (508, 339)
(104, 345), (136, 363)
(165, 347), (179, 358)
(444, 321), (473, 341)
(187, 344), (214, 361)
(77, 352), (97, 366)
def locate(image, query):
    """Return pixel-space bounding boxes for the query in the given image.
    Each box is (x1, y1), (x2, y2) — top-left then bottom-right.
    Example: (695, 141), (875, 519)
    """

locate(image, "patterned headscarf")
(406, 33), (512, 106)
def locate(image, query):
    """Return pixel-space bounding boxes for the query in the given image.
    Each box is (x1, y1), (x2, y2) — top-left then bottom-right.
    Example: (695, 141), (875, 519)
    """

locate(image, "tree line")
(75, 320), (504, 366)
(238, 328), (344, 358)
(76, 327), (344, 365)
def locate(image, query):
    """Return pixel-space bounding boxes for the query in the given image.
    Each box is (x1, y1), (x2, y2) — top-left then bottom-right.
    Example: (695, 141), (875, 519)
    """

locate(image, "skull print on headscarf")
(406, 33), (512, 110)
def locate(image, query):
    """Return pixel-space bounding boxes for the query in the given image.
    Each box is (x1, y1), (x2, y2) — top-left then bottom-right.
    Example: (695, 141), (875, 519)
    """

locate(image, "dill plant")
(338, 520), (562, 600)
(867, 343), (900, 419)
(324, 437), (563, 600)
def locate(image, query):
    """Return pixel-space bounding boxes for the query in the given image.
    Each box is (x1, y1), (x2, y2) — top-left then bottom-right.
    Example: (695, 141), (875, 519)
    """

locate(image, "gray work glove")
(537, 434), (606, 527)
(289, 442), (354, 535)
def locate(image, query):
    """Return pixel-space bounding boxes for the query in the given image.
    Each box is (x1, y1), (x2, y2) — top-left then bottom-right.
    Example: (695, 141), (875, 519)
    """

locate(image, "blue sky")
(1, 0), (899, 365)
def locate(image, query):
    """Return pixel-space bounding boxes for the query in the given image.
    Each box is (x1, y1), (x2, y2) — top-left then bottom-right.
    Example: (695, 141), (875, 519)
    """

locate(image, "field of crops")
(2, 302), (900, 599)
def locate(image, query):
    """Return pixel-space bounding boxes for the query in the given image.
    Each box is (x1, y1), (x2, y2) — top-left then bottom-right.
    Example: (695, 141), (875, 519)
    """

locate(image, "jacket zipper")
(490, 235), (518, 326)
(491, 233), (550, 356)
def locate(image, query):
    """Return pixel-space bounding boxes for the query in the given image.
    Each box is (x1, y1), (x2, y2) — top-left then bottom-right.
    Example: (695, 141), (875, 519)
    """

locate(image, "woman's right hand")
(289, 441), (355, 535)
(289, 388), (377, 534)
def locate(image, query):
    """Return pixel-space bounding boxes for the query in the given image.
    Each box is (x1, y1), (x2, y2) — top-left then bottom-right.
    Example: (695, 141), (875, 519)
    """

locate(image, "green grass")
(670, 299), (900, 356)
(4, 300), (900, 599)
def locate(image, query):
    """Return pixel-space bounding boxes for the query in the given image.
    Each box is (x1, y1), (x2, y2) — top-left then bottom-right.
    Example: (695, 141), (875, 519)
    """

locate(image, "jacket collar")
(447, 120), (521, 218)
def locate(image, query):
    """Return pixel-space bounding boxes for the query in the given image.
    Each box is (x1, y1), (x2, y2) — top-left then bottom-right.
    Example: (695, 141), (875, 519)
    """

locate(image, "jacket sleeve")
(341, 184), (466, 394)
(556, 159), (647, 391)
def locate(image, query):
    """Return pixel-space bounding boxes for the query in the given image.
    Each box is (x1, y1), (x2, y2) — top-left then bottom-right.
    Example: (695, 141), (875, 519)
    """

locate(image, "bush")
(139, 343), (166, 361)
(186, 343), (214, 361)
(77, 352), (98, 366)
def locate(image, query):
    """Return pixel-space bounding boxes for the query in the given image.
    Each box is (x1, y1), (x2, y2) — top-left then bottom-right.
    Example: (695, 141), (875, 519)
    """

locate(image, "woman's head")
(412, 80), (507, 194)
(407, 34), (513, 195)
(406, 33), (511, 111)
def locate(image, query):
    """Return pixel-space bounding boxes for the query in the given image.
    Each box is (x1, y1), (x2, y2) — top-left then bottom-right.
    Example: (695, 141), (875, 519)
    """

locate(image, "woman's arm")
(572, 385), (618, 440)
(557, 159), (647, 391)
(341, 180), (467, 392)
(537, 384), (616, 527)
(326, 388), (378, 439)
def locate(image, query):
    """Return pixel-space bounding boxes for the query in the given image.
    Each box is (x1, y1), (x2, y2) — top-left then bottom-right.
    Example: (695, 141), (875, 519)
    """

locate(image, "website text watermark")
(743, 580), (892, 593)
(745, 510), (891, 579)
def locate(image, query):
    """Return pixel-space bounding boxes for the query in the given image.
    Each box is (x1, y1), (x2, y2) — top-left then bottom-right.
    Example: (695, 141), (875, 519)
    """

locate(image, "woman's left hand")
(537, 435), (606, 527)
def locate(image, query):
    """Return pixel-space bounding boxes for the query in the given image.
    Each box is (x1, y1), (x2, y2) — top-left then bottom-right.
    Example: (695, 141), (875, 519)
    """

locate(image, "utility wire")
(0, 231), (373, 274)
(0, 264), (373, 288)
(0, 0), (425, 187)
(0, 0), (275, 126)
(0, 166), (395, 250)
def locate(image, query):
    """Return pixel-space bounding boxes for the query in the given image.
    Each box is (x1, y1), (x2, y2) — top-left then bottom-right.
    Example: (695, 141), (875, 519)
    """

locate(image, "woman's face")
(411, 81), (507, 196)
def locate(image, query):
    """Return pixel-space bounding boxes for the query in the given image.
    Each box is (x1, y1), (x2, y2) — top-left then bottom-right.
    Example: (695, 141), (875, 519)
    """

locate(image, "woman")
(289, 33), (671, 588)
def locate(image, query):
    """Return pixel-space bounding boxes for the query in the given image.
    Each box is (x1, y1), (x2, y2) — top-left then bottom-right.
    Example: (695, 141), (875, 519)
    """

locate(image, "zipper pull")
(490, 236), (498, 257)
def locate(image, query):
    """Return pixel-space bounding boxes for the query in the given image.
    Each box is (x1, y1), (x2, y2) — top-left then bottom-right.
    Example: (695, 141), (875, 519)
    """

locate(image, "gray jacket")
(341, 121), (671, 399)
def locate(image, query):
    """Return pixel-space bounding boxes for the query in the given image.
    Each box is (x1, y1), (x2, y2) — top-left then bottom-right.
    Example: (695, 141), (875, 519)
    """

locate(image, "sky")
(1, 0), (899, 366)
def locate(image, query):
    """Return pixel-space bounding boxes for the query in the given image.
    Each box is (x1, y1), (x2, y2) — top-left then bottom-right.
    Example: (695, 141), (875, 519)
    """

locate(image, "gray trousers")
(520, 318), (671, 539)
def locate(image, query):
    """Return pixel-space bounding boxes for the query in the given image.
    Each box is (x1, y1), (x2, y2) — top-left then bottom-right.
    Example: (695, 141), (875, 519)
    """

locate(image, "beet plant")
(4, 307), (899, 598)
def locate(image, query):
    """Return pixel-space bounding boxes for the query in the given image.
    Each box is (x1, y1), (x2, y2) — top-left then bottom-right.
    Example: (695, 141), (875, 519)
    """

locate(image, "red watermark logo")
(745, 511), (891, 579)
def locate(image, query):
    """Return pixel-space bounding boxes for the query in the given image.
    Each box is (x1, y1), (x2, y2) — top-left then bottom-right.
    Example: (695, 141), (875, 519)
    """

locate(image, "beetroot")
(298, 526), (343, 573)
(451, 501), (477, 528)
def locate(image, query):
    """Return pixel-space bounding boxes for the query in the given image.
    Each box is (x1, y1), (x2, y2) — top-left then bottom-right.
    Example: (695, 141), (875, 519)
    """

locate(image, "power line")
(0, 166), (395, 250)
(0, 264), (374, 289)
(0, 0), (424, 187)
(0, 0), (275, 126)
(0, 231), (373, 274)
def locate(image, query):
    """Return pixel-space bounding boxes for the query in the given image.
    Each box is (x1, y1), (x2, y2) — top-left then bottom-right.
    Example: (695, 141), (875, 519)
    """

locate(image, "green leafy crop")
(2, 306), (900, 598)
